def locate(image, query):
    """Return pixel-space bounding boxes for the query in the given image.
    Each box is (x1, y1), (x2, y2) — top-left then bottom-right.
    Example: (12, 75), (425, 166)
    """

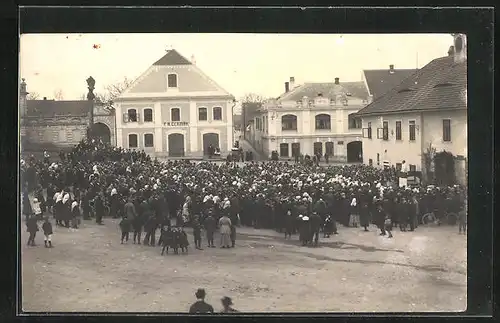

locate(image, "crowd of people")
(21, 137), (467, 249)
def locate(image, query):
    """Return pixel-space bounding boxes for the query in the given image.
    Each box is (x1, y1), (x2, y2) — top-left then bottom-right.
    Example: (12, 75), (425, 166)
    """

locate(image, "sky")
(20, 33), (453, 104)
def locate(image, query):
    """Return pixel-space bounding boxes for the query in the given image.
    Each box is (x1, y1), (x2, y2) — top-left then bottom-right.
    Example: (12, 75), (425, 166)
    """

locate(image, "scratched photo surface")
(19, 33), (467, 313)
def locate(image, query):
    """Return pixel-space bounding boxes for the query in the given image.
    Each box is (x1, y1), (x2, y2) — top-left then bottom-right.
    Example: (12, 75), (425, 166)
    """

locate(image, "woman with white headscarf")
(54, 191), (64, 227)
(71, 200), (81, 229)
(109, 188), (120, 219)
(349, 196), (359, 228)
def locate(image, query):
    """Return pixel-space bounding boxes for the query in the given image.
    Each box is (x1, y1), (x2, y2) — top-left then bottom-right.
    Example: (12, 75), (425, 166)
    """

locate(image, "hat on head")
(195, 288), (206, 299)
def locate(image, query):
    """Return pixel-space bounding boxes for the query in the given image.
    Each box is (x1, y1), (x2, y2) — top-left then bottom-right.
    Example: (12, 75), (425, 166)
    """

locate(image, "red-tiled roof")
(153, 49), (192, 66)
(363, 68), (418, 99)
(278, 81), (369, 102)
(356, 56), (466, 116)
(27, 100), (92, 117)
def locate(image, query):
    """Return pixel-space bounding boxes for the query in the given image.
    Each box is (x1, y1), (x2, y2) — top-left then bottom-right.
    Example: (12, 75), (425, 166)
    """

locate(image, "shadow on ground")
(236, 231), (466, 276)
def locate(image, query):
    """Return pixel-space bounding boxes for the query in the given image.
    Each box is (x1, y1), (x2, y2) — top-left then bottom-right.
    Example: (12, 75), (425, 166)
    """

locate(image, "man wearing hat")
(189, 288), (214, 313)
(220, 296), (239, 313)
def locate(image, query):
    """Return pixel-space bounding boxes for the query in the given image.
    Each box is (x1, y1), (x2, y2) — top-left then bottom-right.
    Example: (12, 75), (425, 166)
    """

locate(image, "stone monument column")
(86, 76), (96, 139)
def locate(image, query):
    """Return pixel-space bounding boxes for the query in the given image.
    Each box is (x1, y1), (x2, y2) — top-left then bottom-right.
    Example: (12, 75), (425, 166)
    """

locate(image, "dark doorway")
(203, 133), (220, 155)
(291, 143), (300, 157)
(347, 141), (363, 162)
(313, 142), (323, 156)
(168, 133), (185, 157)
(90, 122), (111, 144)
(325, 141), (334, 156)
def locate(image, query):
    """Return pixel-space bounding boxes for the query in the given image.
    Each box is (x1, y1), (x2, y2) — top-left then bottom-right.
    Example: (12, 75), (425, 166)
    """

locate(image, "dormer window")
(397, 88), (413, 93)
(167, 73), (178, 88)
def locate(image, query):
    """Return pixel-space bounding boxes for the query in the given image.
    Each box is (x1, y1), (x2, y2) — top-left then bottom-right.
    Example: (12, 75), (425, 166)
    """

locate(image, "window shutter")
(123, 113), (128, 123)
(362, 128), (369, 138)
(377, 128), (384, 139)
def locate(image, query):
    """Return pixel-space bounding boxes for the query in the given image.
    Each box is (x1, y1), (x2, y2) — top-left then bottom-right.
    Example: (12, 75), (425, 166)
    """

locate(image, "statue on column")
(86, 76), (96, 141)
(86, 76), (96, 101)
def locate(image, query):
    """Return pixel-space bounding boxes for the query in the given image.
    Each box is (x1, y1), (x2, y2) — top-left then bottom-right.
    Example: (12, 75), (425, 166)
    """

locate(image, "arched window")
(144, 133), (154, 147)
(171, 108), (180, 121)
(199, 107), (208, 121)
(212, 106), (222, 121)
(143, 108), (153, 122)
(281, 114), (298, 131)
(128, 134), (138, 148)
(315, 114), (331, 130)
(167, 73), (178, 88)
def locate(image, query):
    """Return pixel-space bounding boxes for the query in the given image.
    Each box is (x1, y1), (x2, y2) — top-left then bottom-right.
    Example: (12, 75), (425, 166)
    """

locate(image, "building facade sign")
(165, 121), (189, 127)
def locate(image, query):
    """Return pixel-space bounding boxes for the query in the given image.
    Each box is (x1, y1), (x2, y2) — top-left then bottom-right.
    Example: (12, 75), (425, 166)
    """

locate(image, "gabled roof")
(27, 100), (92, 117)
(277, 81), (369, 102)
(153, 49), (192, 66)
(363, 68), (418, 99)
(356, 56), (466, 116)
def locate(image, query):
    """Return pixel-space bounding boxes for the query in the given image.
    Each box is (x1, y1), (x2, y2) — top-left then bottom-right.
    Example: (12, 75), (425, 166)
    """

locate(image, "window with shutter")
(409, 121), (416, 141)
(395, 121), (402, 140)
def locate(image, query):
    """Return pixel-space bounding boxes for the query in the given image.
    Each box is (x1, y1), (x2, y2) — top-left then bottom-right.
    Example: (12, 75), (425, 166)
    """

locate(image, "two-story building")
(114, 49), (235, 158)
(356, 34), (467, 185)
(251, 77), (369, 162)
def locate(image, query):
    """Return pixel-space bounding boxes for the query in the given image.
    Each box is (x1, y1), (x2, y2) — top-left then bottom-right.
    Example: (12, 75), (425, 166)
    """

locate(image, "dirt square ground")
(21, 218), (466, 313)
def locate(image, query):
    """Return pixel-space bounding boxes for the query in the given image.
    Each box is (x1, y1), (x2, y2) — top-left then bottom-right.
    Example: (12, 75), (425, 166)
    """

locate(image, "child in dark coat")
(26, 215), (39, 246)
(42, 216), (53, 248)
(119, 216), (131, 244)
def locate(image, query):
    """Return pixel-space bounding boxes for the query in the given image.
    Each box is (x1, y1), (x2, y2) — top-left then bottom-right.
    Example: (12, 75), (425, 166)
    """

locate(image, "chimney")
(289, 77), (295, 89)
(285, 82), (290, 93)
(43, 97), (47, 100)
(334, 77), (339, 85)
(389, 64), (395, 74)
(448, 45), (455, 56)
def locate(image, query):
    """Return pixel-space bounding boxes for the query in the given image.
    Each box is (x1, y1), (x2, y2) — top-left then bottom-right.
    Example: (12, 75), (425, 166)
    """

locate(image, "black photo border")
(0, 4), (495, 323)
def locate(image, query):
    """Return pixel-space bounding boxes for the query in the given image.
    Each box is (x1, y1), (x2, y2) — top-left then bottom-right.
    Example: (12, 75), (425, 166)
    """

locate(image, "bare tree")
(94, 76), (134, 106)
(53, 89), (64, 100)
(26, 92), (40, 100)
(241, 93), (266, 104)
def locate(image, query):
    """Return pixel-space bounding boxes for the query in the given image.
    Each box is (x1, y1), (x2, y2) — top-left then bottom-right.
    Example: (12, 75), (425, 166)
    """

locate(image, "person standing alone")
(189, 288), (214, 313)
